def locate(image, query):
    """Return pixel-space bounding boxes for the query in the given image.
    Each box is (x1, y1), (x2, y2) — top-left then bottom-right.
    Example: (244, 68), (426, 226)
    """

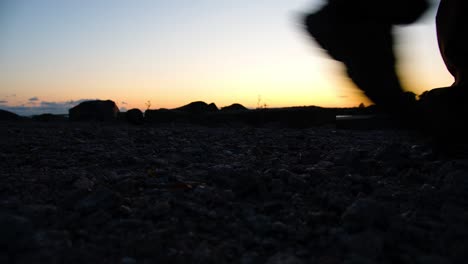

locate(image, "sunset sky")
(0, 0), (453, 115)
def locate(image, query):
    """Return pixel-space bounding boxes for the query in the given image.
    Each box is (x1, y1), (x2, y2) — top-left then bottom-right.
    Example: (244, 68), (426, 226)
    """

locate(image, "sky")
(0, 0), (453, 115)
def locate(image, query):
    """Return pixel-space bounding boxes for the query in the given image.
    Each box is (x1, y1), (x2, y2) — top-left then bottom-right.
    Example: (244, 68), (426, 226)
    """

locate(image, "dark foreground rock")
(69, 100), (119, 121)
(0, 122), (466, 263)
(123, 108), (144, 125)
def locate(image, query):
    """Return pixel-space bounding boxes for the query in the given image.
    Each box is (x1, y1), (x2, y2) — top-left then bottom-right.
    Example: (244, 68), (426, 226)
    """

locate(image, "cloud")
(1, 98), (97, 116)
(121, 101), (128, 105)
(0, 100), (7, 105)
(28, 97), (39, 102)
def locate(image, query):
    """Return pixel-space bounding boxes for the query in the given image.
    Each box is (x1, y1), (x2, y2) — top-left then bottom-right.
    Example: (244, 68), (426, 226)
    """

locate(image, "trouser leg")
(305, 7), (406, 110)
(436, 0), (468, 86)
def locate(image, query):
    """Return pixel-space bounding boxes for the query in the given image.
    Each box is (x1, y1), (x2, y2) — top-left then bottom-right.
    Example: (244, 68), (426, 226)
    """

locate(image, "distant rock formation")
(145, 109), (184, 123)
(32, 114), (68, 122)
(221, 103), (248, 112)
(0, 109), (20, 121)
(69, 100), (119, 121)
(125, 108), (144, 125)
(175, 101), (218, 113)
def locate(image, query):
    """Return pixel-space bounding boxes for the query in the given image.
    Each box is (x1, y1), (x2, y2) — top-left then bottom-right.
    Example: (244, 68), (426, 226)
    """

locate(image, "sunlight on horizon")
(0, 0), (453, 115)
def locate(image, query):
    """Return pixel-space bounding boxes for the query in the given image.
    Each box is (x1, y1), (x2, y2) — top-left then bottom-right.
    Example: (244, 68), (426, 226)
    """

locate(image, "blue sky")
(0, 0), (452, 115)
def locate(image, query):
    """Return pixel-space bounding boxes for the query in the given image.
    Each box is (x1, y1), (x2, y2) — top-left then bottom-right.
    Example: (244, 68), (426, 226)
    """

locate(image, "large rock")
(175, 101), (218, 113)
(69, 100), (119, 121)
(0, 109), (20, 121)
(221, 103), (248, 112)
(125, 108), (144, 125)
(145, 109), (184, 123)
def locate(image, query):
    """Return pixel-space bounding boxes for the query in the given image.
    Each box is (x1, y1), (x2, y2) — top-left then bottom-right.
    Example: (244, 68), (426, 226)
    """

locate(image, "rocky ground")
(1, 121), (468, 263)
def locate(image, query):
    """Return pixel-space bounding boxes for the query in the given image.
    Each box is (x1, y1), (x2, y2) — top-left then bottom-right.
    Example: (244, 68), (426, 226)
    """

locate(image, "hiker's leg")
(436, 0), (468, 86)
(343, 24), (407, 110)
(305, 8), (406, 110)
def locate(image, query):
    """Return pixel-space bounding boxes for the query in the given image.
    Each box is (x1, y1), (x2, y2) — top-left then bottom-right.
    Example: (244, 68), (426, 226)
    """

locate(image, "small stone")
(109, 219), (146, 230)
(417, 255), (451, 264)
(271, 221), (289, 234)
(271, 178), (283, 194)
(119, 205), (133, 216)
(34, 230), (72, 250)
(0, 213), (35, 251)
(121, 256), (137, 264)
(341, 198), (391, 232)
(84, 210), (113, 227)
(266, 252), (304, 264)
(240, 252), (260, 264)
(73, 176), (94, 191)
(442, 170), (468, 205)
(340, 230), (384, 260)
(20, 204), (57, 226)
(342, 254), (375, 264)
(146, 201), (171, 219)
(75, 188), (120, 214)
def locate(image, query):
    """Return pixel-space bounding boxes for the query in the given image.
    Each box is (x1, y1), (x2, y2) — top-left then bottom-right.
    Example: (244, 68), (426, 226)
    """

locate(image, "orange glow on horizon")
(0, 1), (455, 116)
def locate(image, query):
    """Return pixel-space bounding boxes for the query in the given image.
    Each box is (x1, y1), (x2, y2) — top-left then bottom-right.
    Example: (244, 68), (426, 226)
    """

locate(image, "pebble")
(75, 188), (119, 214)
(0, 213), (35, 251)
(121, 257), (137, 264)
(266, 252), (304, 264)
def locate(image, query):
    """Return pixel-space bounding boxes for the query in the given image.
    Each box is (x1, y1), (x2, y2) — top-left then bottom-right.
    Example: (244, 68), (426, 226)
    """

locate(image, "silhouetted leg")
(343, 25), (406, 111)
(304, 5), (410, 113)
(417, 0), (468, 155)
(436, 0), (468, 86)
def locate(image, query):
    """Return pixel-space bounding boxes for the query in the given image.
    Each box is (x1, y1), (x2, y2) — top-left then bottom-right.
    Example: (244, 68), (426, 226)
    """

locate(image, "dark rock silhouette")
(32, 113), (68, 122)
(125, 108), (144, 125)
(221, 103), (248, 112)
(303, 0), (428, 112)
(175, 101), (218, 113)
(69, 100), (119, 121)
(0, 109), (20, 121)
(145, 103), (334, 127)
(145, 101), (220, 124)
(247, 106), (335, 128)
(145, 109), (185, 123)
(207, 103), (218, 112)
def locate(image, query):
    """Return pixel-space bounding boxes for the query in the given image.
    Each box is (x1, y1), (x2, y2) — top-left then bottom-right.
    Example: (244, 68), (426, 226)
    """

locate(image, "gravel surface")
(1, 121), (467, 263)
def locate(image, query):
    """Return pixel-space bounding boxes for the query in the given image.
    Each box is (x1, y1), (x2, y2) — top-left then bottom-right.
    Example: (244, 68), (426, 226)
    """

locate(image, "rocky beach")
(1, 119), (468, 263)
